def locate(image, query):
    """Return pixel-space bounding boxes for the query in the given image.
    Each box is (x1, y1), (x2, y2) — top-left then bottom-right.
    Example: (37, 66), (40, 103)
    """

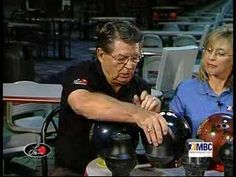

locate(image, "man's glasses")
(109, 52), (144, 65)
(203, 47), (233, 58)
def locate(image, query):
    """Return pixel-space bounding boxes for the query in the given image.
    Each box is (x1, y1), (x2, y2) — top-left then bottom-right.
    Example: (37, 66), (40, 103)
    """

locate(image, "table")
(3, 81), (62, 133)
(142, 30), (204, 38)
(186, 12), (219, 16)
(7, 22), (40, 28)
(156, 21), (213, 31)
(53, 18), (76, 59)
(26, 17), (77, 59)
(90, 17), (136, 23)
(157, 21), (213, 27)
(152, 6), (180, 10)
(89, 47), (162, 57)
(177, 15), (215, 22)
(85, 158), (224, 176)
(3, 82), (62, 103)
(142, 30), (204, 46)
(223, 18), (233, 23)
(158, 21), (213, 25)
(6, 22), (41, 43)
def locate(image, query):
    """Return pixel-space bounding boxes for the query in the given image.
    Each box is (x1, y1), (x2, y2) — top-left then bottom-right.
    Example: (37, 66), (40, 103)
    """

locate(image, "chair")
(142, 34), (163, 63)
(212, 13), (223, 28)
(198, 24), (211, 50)
(142, 55), (162, 87)
(4, 81), (59, 134)
(176, 16), (191, 22)
(3, 133), (41, 174)
(161, 23), (180, 31)
(5, 102), (56, 133)
(142, 34), (163, 48)
(187, 24), (205, 31)
(9, 9), (49, 59)
(10, 8), (28, 23)
(41, 106), (60, 177)
(51, 19), (74, 59)
(3, 106), (60, 176)
(161, 23), (180, 46)
(196, 16), (215, 22)
(3, 42), (35, 82)
(172, 34), (197, 47)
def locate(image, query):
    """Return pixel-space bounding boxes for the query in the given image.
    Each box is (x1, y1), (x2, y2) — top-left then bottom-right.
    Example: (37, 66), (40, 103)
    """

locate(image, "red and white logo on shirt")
(73, 78), (88, 85)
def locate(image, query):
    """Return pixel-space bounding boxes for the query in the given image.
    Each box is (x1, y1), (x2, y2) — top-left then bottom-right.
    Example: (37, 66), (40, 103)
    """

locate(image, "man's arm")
(68, 89), (168, 146)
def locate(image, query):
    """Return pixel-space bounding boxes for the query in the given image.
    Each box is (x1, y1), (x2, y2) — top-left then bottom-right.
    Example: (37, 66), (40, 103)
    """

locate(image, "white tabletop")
(85, 158), (224, 176)
(3, 82), (62, 103)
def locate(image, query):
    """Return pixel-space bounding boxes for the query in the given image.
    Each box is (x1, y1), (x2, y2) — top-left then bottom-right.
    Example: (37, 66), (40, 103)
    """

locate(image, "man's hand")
(136, 111), (168, 146)
(133, 90), (167, 146)
(133, 90), (161, 112)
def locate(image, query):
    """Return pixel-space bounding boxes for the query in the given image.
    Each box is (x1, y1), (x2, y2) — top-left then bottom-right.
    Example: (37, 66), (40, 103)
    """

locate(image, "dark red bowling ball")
(197, 113), (233, 162)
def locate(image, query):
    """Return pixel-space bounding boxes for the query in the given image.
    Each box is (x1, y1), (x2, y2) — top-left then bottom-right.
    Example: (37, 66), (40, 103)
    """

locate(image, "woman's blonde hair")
(197, 25), (233, 89)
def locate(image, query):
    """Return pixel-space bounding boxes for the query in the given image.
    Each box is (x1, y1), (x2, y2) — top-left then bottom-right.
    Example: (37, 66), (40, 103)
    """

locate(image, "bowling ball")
(141, 111), (192, 167)
(219, 138), (233, 166)
(197, 113), (233, 162)
(169, 12), (177, 20)
(104, 133), (137, 176)
(90, 121), (139, 159)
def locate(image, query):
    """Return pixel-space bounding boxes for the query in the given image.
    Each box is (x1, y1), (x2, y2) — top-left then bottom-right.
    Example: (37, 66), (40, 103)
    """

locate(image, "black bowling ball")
(141, 111), (192, 168)
(219, 138), (233, 176)
(104, 133), (137, 176)
(90, 121), (139, 159)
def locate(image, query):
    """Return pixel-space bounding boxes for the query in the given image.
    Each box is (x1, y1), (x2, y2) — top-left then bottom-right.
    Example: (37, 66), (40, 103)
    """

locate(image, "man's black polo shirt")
(55, 59), (151, 173)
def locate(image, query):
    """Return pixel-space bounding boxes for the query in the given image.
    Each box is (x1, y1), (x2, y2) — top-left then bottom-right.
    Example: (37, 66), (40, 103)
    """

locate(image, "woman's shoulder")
(177, 78), (201, 90)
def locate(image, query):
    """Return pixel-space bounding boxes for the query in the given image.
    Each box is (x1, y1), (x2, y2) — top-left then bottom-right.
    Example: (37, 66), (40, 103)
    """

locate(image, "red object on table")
(197, 113), (233, 172)
(208, 161), (224, 172)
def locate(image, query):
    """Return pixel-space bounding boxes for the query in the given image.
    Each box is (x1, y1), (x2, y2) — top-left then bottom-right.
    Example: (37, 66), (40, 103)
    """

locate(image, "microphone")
(217, 101), (223, 107)
(181, 139), (211, 176)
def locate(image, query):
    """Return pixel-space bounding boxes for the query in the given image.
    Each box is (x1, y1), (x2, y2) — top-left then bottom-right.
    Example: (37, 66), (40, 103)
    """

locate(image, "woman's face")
(202, 39), (233, 79)
(98, 40), (141, 87)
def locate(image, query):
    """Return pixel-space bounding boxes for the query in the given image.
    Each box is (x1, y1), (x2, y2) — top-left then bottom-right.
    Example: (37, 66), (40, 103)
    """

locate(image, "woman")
(169, 25), (233, 137)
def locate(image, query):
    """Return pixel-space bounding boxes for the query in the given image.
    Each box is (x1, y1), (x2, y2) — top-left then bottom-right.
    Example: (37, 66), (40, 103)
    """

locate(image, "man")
(54, 21), (168, 175)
